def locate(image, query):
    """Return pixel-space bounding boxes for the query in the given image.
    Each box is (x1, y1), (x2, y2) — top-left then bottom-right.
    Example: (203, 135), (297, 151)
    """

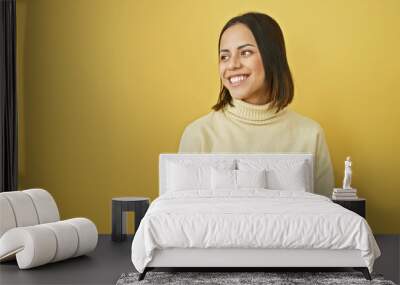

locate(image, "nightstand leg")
(112, 202), (126, 241)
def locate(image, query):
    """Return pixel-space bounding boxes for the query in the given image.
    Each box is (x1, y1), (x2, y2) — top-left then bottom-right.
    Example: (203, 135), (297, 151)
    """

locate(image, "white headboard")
(159, 153), (314, 195)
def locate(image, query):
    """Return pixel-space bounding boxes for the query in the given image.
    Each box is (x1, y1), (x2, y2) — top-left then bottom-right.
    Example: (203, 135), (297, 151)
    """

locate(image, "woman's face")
(219, 23), (268, 105)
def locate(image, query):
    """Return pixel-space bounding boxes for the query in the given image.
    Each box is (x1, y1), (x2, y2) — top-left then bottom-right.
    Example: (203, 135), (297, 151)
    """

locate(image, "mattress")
(131, 189), (380, 273)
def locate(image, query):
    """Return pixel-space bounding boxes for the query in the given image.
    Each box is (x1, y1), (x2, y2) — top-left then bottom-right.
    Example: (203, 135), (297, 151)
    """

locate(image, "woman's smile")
(228, 74), (250, 87)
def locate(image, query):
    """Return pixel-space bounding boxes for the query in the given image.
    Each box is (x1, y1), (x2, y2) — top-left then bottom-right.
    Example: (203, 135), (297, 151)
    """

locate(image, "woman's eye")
(241, 50), (252, 57)
(220, 55), (229, 61)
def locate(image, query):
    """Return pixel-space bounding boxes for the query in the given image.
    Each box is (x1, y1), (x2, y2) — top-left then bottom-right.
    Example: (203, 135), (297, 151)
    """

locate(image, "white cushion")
(237, 169), (267, 188)
(64, 218), (98, 257)
(0, 196), (17, 237)
(267, 163), (308, 191)
(0, 218), (97, 269)
(0, 226), (57, 269)
(42, 221), (79, 262)
(167, 163), (210, 191)
(0, 189), (98, 269)
(24, 189), (60, 223)
(0, 189), (60, 238)
(211, 168), (236, 189)
(167, 160), (235, 191)
(0, 192), (39, 227)
(238, 159), (310, 191)
(211, 169), (267, 190)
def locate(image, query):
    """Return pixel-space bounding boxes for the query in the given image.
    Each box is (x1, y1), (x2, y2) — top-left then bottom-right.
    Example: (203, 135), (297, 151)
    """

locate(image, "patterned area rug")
(116, 271), (396, 285)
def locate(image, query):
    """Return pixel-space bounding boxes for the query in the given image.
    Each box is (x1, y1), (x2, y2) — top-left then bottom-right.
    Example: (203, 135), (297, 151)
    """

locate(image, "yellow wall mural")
(16, 0), (400, 233)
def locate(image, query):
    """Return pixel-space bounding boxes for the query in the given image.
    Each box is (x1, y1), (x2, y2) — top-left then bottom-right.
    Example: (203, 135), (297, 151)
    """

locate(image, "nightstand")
(111, 197), (150, 241)
(332, 198), (366, 218)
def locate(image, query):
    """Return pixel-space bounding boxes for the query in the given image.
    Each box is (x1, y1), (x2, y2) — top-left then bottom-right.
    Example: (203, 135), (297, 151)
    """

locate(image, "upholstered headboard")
(159, 153), (314, 195)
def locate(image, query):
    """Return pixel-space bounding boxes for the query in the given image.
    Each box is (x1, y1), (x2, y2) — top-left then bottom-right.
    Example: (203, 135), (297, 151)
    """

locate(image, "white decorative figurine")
(342, 156), (352, 189)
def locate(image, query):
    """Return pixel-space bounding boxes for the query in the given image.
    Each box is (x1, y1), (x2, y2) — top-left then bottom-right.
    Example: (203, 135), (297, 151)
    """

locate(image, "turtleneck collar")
(223, 98), (286, 125)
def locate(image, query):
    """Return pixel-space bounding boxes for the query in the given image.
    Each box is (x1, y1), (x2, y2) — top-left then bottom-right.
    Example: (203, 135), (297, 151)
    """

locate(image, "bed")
(131, 153), (380, 281)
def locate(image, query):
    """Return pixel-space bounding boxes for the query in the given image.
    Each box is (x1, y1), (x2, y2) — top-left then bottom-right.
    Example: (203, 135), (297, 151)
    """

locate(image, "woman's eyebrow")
(219, 43), (256, 53)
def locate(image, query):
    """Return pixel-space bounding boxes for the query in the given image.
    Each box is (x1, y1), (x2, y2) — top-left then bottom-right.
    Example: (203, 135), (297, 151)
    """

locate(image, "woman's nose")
(228, 53), (241, 69)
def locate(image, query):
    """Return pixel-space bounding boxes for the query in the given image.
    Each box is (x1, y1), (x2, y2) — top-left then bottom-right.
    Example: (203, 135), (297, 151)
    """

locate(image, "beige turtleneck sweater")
(178, 98), (335, 197)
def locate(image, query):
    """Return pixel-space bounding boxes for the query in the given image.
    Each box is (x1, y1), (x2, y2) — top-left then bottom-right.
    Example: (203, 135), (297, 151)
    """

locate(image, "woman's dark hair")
(212, 12), (294, 112)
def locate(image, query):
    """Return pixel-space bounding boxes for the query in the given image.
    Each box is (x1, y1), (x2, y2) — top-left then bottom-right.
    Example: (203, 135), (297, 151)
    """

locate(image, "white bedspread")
(131, 190), (380, 273)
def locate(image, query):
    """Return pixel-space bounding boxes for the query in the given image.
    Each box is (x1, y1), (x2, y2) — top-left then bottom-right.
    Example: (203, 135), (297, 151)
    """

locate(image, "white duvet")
(131, 189), (380, 273)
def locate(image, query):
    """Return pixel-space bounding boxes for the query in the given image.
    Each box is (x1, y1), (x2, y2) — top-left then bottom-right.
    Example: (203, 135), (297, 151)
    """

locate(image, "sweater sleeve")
(178, 125), (203, 153)
(314, 127), (335, 197)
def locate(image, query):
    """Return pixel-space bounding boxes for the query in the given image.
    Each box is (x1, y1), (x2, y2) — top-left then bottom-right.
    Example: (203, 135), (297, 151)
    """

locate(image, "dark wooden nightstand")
(111, 197), (150, 241)
(332, 198), (366, 218)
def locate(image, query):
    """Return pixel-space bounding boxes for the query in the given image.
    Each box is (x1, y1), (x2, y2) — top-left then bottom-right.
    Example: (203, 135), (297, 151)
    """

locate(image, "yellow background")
(16, 0), (400, 234)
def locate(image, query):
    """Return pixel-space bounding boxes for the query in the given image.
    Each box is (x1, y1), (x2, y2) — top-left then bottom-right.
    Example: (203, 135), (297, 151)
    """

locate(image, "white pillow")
(237, 159), (310, 191)
(266, 164), (308, 191)
(237, 169), (267, 188)
(211, 168), (236, 189)
(211, 168), (267, 190)
(167, 160), (235, 191)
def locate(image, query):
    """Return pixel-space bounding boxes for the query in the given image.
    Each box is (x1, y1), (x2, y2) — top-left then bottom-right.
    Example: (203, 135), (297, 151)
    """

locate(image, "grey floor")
(0, 235), (399, 285)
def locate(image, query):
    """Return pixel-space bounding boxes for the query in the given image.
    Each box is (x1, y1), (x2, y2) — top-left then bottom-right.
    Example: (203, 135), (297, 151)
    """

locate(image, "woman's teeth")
(229, 75), (248, 84)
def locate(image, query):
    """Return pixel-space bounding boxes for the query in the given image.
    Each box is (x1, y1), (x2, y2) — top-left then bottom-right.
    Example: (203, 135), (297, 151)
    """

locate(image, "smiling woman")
(216, 14), (293, 110)
(218, 25), (269, 106)
(178, 12), (335, 197)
